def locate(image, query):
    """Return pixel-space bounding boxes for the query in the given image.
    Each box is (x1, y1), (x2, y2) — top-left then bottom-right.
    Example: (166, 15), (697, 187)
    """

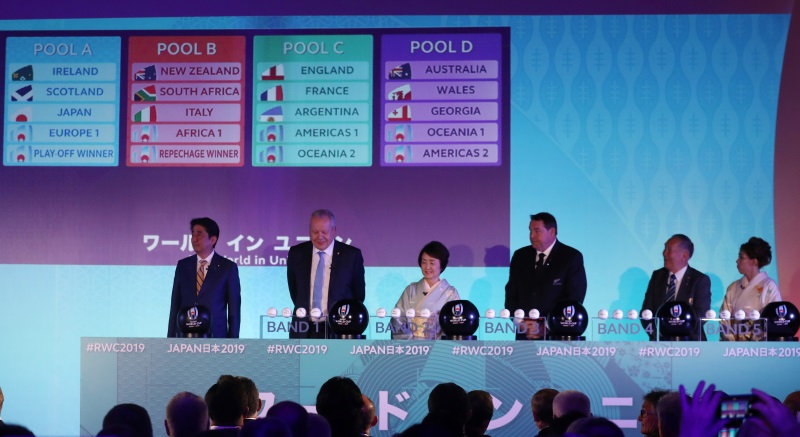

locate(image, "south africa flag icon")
(134, 85), (156, 101)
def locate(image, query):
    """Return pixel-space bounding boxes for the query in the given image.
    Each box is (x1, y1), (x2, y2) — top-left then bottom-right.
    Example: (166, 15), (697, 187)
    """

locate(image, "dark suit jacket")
(504, 240), (587, 316)
(536, 426), (558, 437)
(287, 240), (365, 337)
(198, 428), (240, 437)
(168, 252), (241, 338)
(641, 265), (711, 340)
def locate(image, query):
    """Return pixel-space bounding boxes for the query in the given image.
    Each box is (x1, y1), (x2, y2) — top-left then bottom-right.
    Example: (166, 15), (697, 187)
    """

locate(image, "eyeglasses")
(639, 409), (656, 417)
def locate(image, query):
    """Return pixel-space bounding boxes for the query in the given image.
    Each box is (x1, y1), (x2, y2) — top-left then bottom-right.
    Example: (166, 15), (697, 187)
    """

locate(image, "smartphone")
(717, 395), (755, 437)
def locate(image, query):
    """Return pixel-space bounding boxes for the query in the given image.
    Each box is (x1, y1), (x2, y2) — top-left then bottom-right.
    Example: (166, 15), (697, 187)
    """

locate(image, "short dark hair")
(425, 382), (471, 433)
(740, 237), (772, 268)
(670, 234), (694, 258)
(237, 376), (260, 418)
(530, 212), (558, 235)
(191, 217), (220, 248)
(205, 375), (247, 426)
(643, 389), (671, 408)
(418, 241), (450, 273)
(102, 403), (153, 437)
(656, 392), (682, 437)
(531, 388), (559, 425)
(466, 390), (494, 433)
(316, 376), (362, 436)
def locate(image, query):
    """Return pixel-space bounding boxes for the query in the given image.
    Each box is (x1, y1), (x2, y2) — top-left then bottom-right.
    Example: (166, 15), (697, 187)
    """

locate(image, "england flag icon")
(261, 64), (285, 80)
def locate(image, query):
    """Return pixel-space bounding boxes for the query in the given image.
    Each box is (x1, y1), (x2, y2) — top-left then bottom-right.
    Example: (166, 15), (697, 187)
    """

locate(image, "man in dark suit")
(505, 212), (587, 324)
(287, 209), (365, 339)
(641, 234), (711, 340)
(167, 217), (241, 338)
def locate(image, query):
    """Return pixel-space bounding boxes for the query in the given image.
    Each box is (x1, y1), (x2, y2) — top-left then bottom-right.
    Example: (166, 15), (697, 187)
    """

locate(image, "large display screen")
(2, 28), (510, 267)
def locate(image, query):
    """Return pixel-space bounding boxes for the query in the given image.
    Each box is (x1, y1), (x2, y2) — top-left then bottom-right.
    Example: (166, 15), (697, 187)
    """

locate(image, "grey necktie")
(312, 251), (325, 310)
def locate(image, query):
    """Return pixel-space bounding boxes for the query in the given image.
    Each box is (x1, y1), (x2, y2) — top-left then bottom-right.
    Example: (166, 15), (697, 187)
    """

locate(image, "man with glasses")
(638, 389), (670, 437)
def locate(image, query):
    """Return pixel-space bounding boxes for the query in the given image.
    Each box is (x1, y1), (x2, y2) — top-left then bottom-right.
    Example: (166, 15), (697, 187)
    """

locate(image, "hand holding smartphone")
(717, 395), (755, 437)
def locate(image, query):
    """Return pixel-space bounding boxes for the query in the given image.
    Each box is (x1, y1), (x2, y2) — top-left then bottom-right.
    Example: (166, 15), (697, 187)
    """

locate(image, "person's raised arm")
(748, 388), (800, 436)
(678, 381), (726, 437)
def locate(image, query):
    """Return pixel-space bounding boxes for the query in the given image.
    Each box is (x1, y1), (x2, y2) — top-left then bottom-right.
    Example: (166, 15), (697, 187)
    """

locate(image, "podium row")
(177, 298), (800, 341)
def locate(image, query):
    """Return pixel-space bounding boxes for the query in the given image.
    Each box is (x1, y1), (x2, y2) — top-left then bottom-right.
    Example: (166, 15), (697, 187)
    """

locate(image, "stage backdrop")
(80, 338), (800, 437)
(1, 4), (798, 436)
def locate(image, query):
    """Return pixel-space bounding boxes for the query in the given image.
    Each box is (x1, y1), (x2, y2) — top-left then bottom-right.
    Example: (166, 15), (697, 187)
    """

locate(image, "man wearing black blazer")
(641, 234), (711, 340)
(167, 217), (241, 338)
(287, 209), (365, 338)
(505, 212), (587, 321)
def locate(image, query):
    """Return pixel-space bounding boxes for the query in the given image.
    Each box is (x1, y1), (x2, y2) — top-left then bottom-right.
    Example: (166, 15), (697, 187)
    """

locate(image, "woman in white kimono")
(391, 241), (460, 340)
(720, 237), (781, 341)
